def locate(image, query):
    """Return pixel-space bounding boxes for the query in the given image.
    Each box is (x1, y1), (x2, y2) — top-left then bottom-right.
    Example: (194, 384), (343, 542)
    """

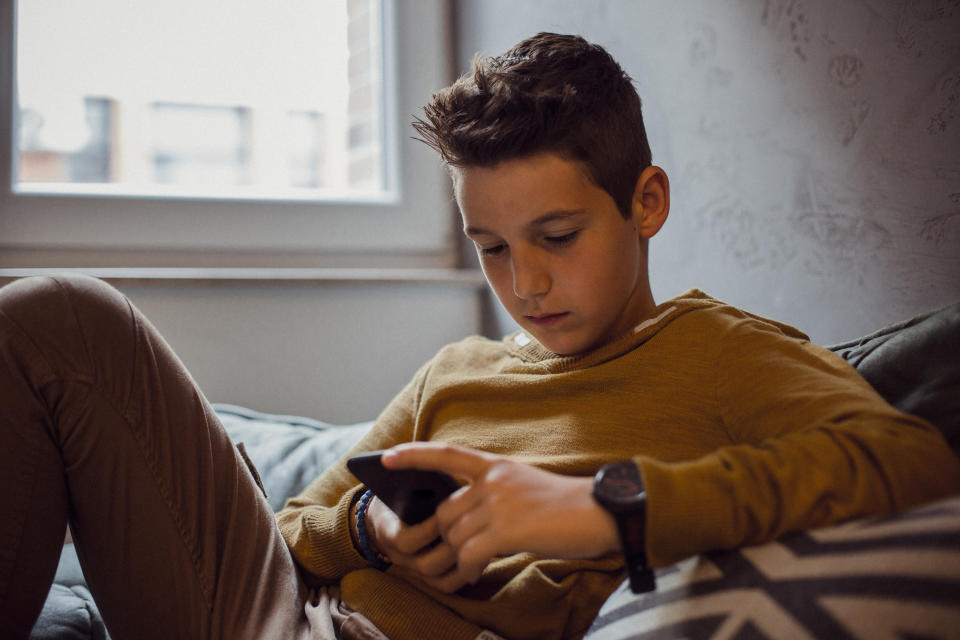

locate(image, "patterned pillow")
(585, 495), (960, 639)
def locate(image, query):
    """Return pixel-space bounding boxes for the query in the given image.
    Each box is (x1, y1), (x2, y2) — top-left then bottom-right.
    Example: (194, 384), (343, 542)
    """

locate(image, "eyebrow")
(463, 209), (588, 237)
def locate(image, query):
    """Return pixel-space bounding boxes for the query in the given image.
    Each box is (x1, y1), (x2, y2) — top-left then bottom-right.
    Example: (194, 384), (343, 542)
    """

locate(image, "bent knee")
(0, 274), (137, 375)
(1, 273), (128, 321)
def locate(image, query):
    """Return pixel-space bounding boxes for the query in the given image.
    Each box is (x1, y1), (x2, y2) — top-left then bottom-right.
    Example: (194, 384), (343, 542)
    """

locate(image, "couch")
(29, 302), (960, 639)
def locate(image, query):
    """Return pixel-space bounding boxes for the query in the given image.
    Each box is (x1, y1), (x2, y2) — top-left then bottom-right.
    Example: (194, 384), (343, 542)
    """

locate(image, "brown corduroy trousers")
(0, 274), (386, 640)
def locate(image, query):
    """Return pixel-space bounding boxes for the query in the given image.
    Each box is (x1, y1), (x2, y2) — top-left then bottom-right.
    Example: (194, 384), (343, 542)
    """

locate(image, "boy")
(1, 32), (957, 640)
(276, 32), (960, 639)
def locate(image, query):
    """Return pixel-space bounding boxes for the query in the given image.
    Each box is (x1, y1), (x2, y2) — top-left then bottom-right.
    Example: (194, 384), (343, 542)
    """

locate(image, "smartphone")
(346, 450), (461, 525)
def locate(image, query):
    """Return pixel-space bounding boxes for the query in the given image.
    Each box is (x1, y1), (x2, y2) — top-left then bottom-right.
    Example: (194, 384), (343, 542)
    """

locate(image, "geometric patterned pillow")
(585, 494), (960, 639)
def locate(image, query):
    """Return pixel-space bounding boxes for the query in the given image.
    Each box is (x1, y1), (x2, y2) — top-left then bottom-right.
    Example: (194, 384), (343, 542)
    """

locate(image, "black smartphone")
(346, 450), (461, 525)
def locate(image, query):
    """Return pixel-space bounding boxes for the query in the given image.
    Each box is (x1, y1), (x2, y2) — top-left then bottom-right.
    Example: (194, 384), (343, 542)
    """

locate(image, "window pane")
(15, 0), (385, 198)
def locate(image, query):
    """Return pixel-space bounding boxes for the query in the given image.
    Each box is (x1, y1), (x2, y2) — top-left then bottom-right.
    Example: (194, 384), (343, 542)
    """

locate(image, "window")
(0, 0), (454, 267)
(20, 96), (113, 183)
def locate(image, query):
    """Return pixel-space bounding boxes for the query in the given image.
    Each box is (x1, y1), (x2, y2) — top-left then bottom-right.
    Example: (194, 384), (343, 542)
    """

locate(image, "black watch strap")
(615, 503), (656, 593)
(593, 461), (657, 594)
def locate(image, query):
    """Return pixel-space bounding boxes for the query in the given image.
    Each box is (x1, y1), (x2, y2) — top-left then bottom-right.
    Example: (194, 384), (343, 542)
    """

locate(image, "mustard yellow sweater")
(276, 291), (960, 640)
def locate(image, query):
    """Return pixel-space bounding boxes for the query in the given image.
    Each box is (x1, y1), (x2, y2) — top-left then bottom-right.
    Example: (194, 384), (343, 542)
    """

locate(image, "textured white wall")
(455, 0), (960, 344)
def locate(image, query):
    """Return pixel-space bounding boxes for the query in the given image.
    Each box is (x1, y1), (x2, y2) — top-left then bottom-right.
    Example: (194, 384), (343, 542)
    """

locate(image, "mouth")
(525, 312), (570, 327)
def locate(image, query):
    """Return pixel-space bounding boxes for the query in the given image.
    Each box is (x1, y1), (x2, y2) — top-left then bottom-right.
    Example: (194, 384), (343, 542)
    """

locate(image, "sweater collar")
(503, 289), (718, 370)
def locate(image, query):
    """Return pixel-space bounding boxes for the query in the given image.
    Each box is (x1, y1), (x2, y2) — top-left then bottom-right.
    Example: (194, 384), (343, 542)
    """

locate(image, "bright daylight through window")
(16, 0), (386, 200)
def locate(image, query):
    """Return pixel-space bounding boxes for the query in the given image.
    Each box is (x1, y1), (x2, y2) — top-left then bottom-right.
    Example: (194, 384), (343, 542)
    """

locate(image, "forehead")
(454, 153), (603, 233)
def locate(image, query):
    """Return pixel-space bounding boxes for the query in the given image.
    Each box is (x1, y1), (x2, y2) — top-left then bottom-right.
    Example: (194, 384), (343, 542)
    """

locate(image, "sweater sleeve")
(638, 315), (960, 567)
(275, 360), (432, 584)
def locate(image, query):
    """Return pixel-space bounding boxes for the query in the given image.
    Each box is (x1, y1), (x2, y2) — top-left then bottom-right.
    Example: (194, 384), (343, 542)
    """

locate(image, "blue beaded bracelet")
(356, 489), (390, 571)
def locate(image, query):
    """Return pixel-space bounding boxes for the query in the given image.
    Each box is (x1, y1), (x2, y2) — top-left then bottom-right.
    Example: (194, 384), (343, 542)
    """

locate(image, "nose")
(511, 249), (551, 300)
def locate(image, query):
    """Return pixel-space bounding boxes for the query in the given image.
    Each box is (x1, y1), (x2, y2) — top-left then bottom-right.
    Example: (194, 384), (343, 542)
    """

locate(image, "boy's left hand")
(381, 442), (620, 588)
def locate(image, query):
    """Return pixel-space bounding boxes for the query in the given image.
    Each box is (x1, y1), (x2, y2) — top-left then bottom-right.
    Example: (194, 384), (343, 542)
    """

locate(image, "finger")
(440, 500), (489, 550)
(396, 516), (444, 555)
(408, 540), (458, 578)
(381, 442), (495, 482)
(387, 520), (444, 559)
(421, 566), (472, 594)
(368, 498), (440, 559)
(456, 534), (500, 585)
(434, 481), (479, 529)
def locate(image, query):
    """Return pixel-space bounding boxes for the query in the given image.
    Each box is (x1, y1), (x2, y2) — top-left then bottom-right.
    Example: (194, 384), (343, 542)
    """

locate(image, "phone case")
(347, 450), (461, 525)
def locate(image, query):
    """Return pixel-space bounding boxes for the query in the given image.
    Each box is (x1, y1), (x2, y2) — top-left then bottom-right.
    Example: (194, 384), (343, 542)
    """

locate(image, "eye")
(478, 243), (506, 257)
(544, 231), (579, 248)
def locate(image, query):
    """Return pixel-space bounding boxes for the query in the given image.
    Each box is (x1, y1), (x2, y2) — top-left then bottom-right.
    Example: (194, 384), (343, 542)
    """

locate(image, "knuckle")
(485, 461), (515, 485)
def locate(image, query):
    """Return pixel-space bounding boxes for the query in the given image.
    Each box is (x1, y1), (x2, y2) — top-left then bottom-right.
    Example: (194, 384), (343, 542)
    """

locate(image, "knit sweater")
(276, 291), (960, 640)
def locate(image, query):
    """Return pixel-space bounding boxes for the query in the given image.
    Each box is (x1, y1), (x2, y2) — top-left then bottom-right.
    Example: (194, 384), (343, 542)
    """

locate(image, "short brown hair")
(413, 33), (652, 217)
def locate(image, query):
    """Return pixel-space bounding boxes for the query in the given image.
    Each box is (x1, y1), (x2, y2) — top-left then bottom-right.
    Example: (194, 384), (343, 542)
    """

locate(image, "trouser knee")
(0, 273), (130, 326)
(0, 273), (139, 392)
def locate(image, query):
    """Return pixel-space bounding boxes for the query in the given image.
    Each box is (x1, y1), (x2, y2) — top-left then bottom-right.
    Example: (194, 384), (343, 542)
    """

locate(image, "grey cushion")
(28, 583), (107, 640)
(828, 301), (960, 455)
(214, 403), (372, 512)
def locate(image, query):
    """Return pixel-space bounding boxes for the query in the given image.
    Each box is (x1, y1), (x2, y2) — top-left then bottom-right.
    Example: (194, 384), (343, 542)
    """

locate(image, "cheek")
(569, 245), (620, 285)
(481, 262), (516, 303)
(579, 236), (639, 298)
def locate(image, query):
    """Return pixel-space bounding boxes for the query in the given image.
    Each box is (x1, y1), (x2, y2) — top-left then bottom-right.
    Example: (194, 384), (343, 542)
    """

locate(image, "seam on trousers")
(48, 277), (98, 393)
(119, 295), (140, 424)
(0, 308), (60, 389)
(33, 277), (216, 614)
(235, 442), (269, 500)
(133, 311), (217, 609)
(120, 290), (217, 610)
(63, 378), (218, 612)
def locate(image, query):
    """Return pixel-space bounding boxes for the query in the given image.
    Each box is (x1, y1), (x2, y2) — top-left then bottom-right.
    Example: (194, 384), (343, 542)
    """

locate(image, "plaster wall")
(455, 0), (960, 344)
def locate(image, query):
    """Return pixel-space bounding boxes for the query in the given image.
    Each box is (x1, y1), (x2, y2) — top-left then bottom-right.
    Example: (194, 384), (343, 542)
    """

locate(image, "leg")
(0, 275), (310, 639)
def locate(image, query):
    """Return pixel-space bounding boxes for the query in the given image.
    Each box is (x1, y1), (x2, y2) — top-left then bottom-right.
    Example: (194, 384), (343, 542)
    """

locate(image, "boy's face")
(457, 153), (656, 356)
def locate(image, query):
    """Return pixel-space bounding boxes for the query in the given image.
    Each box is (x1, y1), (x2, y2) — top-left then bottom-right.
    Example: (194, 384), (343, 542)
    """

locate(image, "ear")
(630, 166), (670, 239)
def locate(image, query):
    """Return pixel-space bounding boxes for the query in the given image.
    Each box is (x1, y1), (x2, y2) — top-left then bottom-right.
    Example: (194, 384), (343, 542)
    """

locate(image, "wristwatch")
(592, 460), (656, 593)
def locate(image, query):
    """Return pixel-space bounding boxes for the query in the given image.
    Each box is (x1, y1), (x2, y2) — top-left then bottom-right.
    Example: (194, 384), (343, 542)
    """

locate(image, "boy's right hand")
(365, 495), (473, 592)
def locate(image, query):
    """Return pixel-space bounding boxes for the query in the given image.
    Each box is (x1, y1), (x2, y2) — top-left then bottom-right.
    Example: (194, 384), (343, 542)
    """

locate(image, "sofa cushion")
(213, 403), (372, 512)
(28, 583), (107, 640)
(585, 494), (960, 639)
(828, 301), (960, 455)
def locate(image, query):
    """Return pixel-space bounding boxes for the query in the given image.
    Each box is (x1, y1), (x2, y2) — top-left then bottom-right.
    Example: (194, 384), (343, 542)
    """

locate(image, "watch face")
(596, 461), (644, 506)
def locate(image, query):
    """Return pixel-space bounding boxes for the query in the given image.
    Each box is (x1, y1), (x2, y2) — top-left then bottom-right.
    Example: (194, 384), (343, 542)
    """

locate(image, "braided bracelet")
(356, 489), (391, 571)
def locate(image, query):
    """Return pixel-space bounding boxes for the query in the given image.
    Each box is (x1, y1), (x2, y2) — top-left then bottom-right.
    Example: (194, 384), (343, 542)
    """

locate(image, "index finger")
(381, 442), (495, 482)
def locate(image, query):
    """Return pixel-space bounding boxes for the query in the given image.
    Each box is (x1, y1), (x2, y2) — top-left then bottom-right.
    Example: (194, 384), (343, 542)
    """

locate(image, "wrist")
(355, 489), (391, 570)
(571, 477), (621, 557)
(593, 500), (622, 556)
(349, 494), (362, 547)
(592, 461), (656, 593)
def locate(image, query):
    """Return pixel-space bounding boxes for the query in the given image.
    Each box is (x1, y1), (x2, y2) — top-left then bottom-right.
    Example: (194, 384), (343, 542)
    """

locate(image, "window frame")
(0, 0), (457, 267)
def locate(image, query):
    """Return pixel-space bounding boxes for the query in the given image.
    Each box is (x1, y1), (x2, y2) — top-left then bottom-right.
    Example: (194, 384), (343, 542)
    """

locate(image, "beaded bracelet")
(356, 489), (390, 571)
